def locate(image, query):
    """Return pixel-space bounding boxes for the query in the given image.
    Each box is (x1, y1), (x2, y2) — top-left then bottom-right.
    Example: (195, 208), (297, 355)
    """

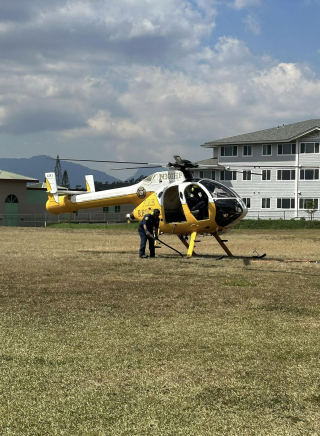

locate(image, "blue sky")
(0, 0), (320, 177)
(214, 0), (319, 70)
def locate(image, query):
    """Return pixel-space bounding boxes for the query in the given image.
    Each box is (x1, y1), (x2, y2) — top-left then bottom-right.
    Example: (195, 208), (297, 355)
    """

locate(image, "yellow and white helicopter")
(45, 156), (248, 257)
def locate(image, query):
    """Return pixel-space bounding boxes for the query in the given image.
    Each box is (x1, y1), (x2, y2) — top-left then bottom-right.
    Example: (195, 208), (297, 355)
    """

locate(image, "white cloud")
(58, 50), (320, 162)
(232, 0), (261, 9)
(1, 0), (320, 166)
(243, 14), (261, 34)
(0, 107), (6, 125)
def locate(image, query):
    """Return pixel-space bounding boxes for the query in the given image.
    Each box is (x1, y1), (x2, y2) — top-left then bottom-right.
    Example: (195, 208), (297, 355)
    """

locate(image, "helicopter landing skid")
(214, 253), (267, 261)
(212, 232), (233, 257)
(178, 234), (197, 257)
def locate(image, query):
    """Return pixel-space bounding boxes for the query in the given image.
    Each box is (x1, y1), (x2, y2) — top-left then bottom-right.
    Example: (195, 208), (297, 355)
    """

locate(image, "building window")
(300, 169), (319, 180)
(262, 144), (272, 156)
(243, 145), (252, 156)
(262, 170), (271, 181)
(277, 198), (295, 209)
(242, 198), (251, 208)
(220, 170), (237, 181)
(278, 143), (296, 155)
(115, 205), (121, 213)
(221, 146), (237, 157)
(5, 194), (19, 203)
(300, 142), (320, 154)
(299, 198), (319, 209)
(243, 170), (252, 181)
(262, 198), (271, 208)
(277, 169), (295, 180)
(103, 207), (109, 213)
(200, 170), (215, 180)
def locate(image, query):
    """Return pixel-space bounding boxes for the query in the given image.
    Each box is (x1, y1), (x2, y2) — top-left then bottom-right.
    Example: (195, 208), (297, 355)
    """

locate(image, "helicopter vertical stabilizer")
(85, 175), (95, 193)
(45, 172), (59, 204)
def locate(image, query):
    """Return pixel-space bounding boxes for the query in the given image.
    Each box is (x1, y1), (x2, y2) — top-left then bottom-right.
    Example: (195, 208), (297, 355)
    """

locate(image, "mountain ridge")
(0, 155), (120, 188)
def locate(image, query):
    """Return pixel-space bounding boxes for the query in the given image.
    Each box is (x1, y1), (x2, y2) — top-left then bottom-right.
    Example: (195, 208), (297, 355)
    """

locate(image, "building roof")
(195, 158), (225, 171)
(202, 119), (320, 147)
(196, 158), (218, 166)
(27, 182), (66, 190)
(0, 169), (38, 183)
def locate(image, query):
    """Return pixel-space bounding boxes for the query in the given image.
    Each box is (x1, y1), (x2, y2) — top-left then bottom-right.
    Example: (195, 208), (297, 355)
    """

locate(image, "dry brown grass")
(1, 227), (320, 435)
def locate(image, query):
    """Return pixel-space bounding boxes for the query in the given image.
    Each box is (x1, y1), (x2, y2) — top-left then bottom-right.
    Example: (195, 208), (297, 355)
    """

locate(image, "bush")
(234, 219), (320, 230)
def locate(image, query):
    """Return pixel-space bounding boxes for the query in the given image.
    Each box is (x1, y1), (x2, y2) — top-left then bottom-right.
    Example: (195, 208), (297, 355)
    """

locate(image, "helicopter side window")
(200, 180), (236, 198)
(141, 175), (153, 184)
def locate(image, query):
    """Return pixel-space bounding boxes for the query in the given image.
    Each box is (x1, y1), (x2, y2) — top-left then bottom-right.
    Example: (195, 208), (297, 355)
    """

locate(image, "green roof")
(202, 119), (320, 147)
(0, 169), (39, 182)
(27, 182), (66, 190)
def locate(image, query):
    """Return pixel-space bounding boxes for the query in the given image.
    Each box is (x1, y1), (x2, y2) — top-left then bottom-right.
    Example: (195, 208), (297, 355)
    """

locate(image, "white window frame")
(220, 170), (237, 181)
(300, 169), (319, 180)
(299, 198), (319, 209)
(277, 169), (295, 181)
(242, 170), (252, 181)
(262, 198), (271, 209)
(220, 146), (238, 157)
(243, 145), (252, 157)
(262, 144), (272, 156)
(261, 170), (271, 181)
(300, 142), (320, 154)
(277, 198), (295, 209)
(277, 143), (296, 155)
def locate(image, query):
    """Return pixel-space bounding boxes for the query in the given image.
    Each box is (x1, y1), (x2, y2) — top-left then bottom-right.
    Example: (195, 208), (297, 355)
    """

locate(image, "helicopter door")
(163, 185), (187, 223)
(183, 184), (209, 221)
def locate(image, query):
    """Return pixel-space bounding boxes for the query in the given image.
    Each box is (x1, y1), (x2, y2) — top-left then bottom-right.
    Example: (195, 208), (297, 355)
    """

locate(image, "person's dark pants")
(138, 228), (155, 257)
(191, 200), (206, 220)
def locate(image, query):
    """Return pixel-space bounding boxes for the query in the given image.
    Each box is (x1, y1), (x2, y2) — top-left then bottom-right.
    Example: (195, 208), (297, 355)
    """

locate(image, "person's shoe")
(140, 254), (149, 258)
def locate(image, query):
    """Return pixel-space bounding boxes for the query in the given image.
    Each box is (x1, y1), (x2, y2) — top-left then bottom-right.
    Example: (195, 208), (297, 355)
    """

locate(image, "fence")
(245, 209), (320, 220)
(0, 211), (129, 227)
(0, 209), (318, 227)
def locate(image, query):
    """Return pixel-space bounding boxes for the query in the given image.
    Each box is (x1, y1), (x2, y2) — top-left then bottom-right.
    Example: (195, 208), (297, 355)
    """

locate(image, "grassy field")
(1, 227), (320, 435)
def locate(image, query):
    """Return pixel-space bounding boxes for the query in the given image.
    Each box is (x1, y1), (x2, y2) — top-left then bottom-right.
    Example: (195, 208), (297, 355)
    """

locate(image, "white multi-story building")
(193, 119), (320, 219)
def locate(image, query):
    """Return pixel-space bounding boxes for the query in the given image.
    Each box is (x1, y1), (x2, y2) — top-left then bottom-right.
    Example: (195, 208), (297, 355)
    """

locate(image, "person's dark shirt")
(139, 213), (160, 232)
(187, 193), (199, 208)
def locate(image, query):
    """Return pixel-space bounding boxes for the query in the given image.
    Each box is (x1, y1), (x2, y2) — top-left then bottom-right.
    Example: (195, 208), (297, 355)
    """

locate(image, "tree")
(62, 170), (71, 189)
(94, 175), (148, 192)
(305, 200), (317, 221)
(54, 155), (63, 186)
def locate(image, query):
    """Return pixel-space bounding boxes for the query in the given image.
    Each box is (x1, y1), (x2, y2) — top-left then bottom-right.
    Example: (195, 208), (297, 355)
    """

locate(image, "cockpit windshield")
(200, 180), (238, 198)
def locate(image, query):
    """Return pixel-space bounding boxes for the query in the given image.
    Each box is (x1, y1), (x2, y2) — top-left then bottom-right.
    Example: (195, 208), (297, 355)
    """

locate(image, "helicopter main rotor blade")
(111, 166), (164, 170)
(46, 157), (164, 165)
(197, 165), (223, 168)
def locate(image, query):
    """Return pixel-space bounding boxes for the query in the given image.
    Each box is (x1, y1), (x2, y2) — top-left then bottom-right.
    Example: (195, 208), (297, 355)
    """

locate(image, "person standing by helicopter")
(138, 209), (161, 258)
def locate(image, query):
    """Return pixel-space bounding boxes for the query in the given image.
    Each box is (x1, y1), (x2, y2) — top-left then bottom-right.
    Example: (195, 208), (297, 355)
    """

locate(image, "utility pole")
(54, 155), (63, 186)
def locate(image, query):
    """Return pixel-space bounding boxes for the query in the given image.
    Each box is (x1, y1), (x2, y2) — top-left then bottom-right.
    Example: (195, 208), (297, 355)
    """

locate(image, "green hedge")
(234, 219), (320, 230)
